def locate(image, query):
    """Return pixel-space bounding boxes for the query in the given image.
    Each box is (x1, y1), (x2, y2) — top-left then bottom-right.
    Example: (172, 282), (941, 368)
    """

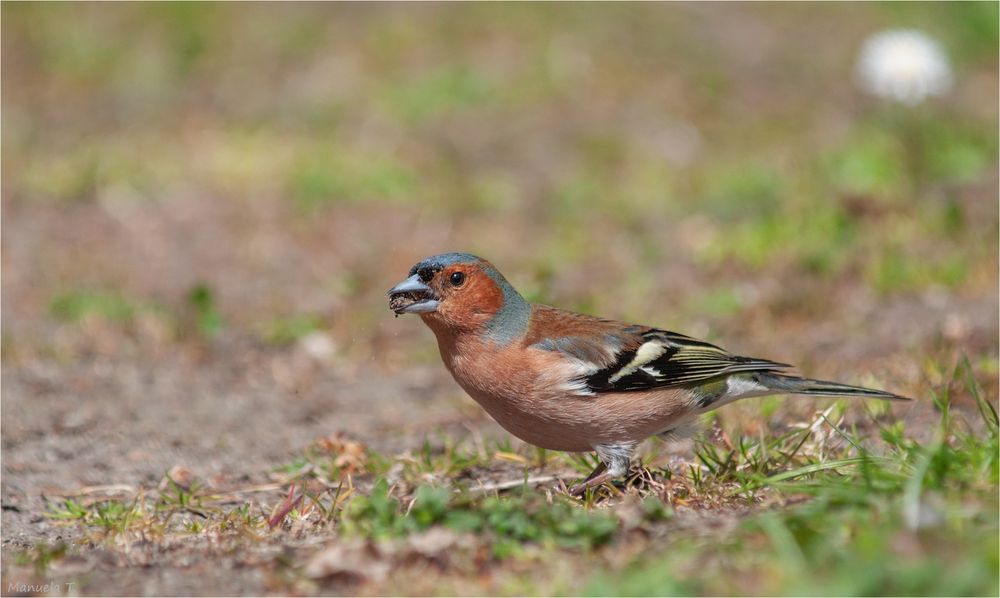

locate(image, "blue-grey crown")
(408, 252), (484, 279)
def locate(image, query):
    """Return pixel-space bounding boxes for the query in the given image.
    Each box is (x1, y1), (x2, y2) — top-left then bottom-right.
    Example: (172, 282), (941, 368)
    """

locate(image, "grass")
(3, 3), (996, 595)
(586, 422), (997, 595)
(21, 357), (997, 595)
(262, 313), (326, 346)
(50, 290), (148, 324)
(579, 359), (998, 596)
(6, 6), (994, 334)
(45, 285), (232, 345)
(341, 480), (618, 555)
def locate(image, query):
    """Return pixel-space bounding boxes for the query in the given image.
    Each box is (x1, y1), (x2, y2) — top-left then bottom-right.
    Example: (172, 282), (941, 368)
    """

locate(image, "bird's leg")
(569, 461), (608, 495)
(569, 465), (614, 495)
(569, 442), (635, 496)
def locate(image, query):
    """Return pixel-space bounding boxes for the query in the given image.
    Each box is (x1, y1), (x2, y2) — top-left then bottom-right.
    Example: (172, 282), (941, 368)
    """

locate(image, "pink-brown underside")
(424, 299), (692, 452)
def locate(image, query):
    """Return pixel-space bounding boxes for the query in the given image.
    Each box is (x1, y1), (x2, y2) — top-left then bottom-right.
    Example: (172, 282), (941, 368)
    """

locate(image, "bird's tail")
(756, 372), (910, 401)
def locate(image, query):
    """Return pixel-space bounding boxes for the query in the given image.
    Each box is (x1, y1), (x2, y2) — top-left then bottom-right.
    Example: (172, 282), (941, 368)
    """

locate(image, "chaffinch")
(388, 252), (908, 495)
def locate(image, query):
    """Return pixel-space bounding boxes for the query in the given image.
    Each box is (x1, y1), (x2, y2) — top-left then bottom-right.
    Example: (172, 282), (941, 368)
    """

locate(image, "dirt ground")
(2, 3), (997, 596)
(2, 194), (996, 595)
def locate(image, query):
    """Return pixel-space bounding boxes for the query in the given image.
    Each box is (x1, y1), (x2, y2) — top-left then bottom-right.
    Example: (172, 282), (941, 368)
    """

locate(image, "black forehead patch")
(408, 252), (484, 279)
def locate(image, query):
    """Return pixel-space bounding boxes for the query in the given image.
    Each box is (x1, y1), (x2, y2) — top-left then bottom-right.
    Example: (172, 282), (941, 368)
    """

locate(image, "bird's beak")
(387, 274), (440, 315)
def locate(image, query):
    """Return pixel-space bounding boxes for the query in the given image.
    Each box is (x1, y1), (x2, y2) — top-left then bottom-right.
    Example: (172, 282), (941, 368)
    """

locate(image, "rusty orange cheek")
(437, 276), (505, 329)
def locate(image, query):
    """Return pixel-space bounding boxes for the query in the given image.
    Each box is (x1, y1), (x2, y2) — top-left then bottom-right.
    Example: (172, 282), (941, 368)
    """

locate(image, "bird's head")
(388, 252), (531, 342)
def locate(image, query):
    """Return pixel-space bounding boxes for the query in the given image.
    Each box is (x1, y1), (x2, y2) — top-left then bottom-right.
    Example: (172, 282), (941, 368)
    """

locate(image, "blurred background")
(2, 0), (997, 533)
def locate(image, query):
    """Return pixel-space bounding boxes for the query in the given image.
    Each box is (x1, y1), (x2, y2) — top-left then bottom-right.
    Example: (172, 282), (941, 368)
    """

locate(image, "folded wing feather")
(527, 308), (791, 396)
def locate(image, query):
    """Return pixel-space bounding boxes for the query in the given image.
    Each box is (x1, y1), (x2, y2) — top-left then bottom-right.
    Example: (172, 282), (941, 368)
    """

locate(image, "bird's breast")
(429, 333), (590, 451)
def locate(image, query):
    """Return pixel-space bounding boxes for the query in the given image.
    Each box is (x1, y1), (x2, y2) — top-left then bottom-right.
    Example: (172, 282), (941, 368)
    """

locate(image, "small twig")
(472, 475), (558, 493)
(52, 484), (137, 497)
(203, 483), (288, 504)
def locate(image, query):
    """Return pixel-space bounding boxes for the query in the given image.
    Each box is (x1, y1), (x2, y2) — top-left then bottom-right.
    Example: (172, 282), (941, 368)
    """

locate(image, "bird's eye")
(450, 271), (466, 287)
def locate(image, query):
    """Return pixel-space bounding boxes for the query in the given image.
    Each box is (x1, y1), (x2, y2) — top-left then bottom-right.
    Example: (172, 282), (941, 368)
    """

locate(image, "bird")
(387, 252), (909, 495)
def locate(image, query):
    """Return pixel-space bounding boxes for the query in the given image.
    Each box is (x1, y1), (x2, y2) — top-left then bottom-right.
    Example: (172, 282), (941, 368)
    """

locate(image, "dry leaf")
(305, 540), (390, 583)
(315, 433), (367, 473)
(405, 527), (471, 559)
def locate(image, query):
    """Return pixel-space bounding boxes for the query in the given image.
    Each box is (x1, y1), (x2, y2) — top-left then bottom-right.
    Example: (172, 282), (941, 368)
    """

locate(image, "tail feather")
(758, 373), (910, 401)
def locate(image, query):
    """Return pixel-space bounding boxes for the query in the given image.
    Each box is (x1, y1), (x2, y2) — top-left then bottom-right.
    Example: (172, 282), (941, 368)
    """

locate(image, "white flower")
(855, 29), (953, 105)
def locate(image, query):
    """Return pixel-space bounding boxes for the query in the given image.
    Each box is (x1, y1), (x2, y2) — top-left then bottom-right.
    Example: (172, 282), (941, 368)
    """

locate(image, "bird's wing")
(527, 306), (791, 394)
(580, 328), (792, 392)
